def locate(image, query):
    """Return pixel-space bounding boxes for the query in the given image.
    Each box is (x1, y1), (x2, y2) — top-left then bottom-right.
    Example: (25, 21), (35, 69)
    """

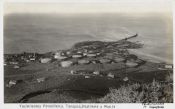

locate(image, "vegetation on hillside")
(98, 80), (173, 103)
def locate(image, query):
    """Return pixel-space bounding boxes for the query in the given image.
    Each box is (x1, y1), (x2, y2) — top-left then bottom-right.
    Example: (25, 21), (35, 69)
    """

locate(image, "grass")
(4, 54), (173, 103)
(27, 92), (79, 103)
(25, 79), (173, 103)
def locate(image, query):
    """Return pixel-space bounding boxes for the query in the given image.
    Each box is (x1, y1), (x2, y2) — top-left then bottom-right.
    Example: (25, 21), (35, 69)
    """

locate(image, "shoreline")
(128, 49), (173, 64)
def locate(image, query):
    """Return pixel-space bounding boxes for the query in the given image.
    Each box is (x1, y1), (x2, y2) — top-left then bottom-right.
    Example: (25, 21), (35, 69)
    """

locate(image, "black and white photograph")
(2, 0), (174, 105)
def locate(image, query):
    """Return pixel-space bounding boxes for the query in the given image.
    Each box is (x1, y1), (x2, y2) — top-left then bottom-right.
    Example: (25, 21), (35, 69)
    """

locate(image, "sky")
(4, 0), (172, 15)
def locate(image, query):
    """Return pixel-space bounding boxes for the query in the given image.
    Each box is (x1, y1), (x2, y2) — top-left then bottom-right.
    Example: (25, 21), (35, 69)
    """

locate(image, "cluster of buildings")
(4, 40), (144, 69)
(5, 40), (173, 89)
(6, 77), (46, 88)
(70, 70), (115, 78)
(69, 70), (129, 82)
(4, 52), (43, 65)
(54, 48), (143, 68)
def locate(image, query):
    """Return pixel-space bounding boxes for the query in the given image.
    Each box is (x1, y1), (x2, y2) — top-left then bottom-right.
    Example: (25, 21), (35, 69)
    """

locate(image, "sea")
(4, 13), (173, 64)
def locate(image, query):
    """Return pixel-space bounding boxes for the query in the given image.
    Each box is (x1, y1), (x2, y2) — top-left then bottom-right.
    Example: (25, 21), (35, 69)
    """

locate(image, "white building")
(93, 71), (100, 75)
(85, 75), (90, 79)
(6, 80), (17, 88)
(37, 77), (45, 83)
(60, 61), (73, 67)
(9, 80), (17, 85)
(165, 64), (173, 69)
(14, 65), (20, 69)
(9, 62), (18, 65)
(123, 77), (129, 82)
(30, 58), (35, 61)
(54, 52), (68, 60)
(40, 58), (51, 63)
(87, 53), (96, 57)
(126, 61), (138, 67)
(78, 60), (89, 64)
(107, 73), (114, 78)
(72, 54), (82, 58)
(70, 70), (74, 74)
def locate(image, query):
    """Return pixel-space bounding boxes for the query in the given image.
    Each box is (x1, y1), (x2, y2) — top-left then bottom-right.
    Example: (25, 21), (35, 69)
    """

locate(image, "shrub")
(98, 80), (173, 103)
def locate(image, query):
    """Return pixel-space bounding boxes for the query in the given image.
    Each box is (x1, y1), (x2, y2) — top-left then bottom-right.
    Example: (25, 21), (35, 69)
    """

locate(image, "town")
(4, 36), (173, 103)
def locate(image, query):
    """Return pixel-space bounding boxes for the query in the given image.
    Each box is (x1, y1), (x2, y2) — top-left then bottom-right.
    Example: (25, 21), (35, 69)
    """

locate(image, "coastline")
(128, 49), (173, 64)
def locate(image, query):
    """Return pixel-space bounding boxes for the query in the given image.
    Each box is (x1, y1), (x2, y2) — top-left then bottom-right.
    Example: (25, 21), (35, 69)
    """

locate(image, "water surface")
(4, 13), (173, 63)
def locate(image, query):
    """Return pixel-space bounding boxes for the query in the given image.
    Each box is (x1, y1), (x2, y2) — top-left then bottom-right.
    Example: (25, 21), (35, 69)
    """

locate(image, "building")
(78, 60), (90, 65)
(4, 63), (7, 66)
(72, 54), (82, 58)
(54, 52), (68, 60)
(70, 70), (74, 74)
(83, 53), (88, 56)
(14, 65), (20, 69)
(37, 77), (45, 83)
(40, 58), (51, 63)
(123, 77), (129, 82)
(87, 53), (96, 57)
(165, 64), (173, 69)
(107, 73), (114, 78)
(9, 80), (17, 85)
(6, 80), (17, 88)
(85, 75), (90, 79)
(30, 58), (35, 61)
(92, 60), (97, 64)
(99, 58), (111, 64)
(9, 62), (18, 65)
(126, 60), (138, 67)
(93, 71), (100, 75)
(60, 61), (73, 67)
(26, 60), (30, 63)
